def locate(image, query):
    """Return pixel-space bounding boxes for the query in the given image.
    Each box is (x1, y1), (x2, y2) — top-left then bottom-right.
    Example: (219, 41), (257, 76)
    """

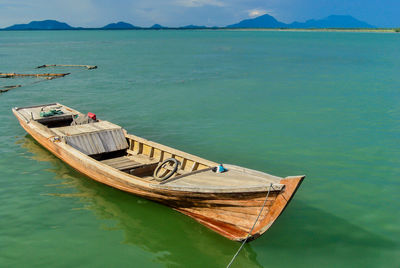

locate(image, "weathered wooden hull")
(14, 110), (304, 241)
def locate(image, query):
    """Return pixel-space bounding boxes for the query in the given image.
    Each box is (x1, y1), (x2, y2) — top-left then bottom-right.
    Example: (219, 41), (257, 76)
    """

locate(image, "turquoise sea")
(0, 30), (399, 267)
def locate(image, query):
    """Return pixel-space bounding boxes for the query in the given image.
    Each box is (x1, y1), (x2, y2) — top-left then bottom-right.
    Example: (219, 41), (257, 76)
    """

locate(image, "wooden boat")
(12, 103), (305, 242)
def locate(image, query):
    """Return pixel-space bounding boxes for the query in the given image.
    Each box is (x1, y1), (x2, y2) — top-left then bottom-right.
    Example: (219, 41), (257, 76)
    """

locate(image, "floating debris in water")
(0, 73), (70, 78)
(0, 85), (22, 93)
(1, 63), (96, 96)
(36, 64), (98, 70)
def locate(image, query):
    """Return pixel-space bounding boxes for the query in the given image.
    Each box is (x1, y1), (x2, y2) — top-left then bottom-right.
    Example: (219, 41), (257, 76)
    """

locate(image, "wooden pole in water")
(0, 85), (22, 93)
(0, 73), (70, 78)
(36, 64), (97, 70)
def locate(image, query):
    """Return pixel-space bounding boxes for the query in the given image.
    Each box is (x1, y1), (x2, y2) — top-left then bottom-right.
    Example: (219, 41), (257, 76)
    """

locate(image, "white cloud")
(247, 8), (267, 18)
(175, 0), (225, 8)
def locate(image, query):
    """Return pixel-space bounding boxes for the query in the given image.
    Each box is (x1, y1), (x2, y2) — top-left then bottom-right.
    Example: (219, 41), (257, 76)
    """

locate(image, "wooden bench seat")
(101, 156), (141, 171)
(101, 156), (159, 174)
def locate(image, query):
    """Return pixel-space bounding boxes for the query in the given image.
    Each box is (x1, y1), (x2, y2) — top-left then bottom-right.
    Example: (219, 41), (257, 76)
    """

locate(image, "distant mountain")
(102, 21), (139, 29)
(150, 24), (167, 29)
(226, 14), (374, 29)
(4, 20), (74, 30)
(180, 25), (207, 29)
(227, 14), (286, 28)
(289, 15), (374, 28)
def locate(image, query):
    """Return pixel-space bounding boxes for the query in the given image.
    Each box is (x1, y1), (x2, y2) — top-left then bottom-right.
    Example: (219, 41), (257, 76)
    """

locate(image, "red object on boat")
(88, 112), (96, 120)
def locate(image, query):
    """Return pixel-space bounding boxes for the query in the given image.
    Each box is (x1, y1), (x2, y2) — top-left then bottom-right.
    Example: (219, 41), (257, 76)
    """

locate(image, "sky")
(0, 0), (399, 28)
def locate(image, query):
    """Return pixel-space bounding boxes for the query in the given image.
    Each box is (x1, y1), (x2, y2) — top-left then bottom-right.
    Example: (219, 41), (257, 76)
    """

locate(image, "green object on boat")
(40, 109), (64, 117)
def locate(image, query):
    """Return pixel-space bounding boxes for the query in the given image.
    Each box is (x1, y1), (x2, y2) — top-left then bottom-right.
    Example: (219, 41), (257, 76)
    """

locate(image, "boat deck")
(16, 103), (77, 122)
(156, 164), (284, 192)
(51, 121), (122, 136)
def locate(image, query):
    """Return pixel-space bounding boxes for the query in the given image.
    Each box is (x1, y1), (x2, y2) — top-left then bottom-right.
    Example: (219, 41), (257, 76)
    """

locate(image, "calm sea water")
(0, 30), (399, 267)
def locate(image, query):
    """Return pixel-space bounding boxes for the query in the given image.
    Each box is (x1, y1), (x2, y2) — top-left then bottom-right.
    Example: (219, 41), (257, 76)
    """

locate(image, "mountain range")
(228, 14), (374, 28)
(101, 22), (139, 29)
(0, 14), (375, 31)
(4, 20), (74, 30)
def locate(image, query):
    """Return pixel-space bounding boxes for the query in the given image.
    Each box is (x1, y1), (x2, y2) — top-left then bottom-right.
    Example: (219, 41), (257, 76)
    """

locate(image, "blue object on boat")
(216, 164), (227, 173)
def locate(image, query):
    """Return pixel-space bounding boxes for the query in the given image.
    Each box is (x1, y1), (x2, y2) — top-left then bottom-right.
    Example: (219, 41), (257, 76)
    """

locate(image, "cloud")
(175, 0), (225, 8)
(247, 8), (269, 18)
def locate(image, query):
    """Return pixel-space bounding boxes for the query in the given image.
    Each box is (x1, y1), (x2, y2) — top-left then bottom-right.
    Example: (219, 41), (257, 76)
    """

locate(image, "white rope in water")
(226, 183), (273, 268)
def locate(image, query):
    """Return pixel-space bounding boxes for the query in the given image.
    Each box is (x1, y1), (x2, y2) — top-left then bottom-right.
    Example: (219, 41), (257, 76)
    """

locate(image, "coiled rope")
(226, 183), (273, 268)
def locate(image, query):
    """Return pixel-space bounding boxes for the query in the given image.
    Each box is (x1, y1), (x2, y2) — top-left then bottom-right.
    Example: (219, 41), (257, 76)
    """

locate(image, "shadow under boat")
(258, 200), (397, 250)
(249, 192), (397, 266)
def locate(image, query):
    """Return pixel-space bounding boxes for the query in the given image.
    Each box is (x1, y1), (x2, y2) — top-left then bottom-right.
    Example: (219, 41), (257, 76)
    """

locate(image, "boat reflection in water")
(19, 135), (263, 267)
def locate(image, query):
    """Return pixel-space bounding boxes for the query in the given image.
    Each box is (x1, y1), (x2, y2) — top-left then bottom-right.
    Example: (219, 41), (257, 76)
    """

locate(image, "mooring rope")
(226, 183), (273, 268)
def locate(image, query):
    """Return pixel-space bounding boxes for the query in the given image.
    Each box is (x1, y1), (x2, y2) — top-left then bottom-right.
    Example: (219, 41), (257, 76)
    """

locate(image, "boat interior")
(15, 103), (284, 192)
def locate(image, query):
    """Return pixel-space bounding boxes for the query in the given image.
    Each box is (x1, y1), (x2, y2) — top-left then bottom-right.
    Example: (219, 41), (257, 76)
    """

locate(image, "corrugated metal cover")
(64, 129), (128, 155)
(52, 121), (128, 155)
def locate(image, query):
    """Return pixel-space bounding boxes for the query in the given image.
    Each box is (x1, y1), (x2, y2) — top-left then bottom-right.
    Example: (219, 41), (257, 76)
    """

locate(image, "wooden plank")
(198, 164), (209, 170)
(169, 194), (278, 207)
(155, 183), (283, 193)
(172, 170), (279, 188)
(126, 133), (217, 168)
(142, 144), (152, 156)
(224, 164), (282, 182)
(53, 121), (122, 136)
(180, 207), (257, 230)
(127, 154), (158, 164)
(101, 156), (158, 171)
(0, 85), (21, 93)
(153, 150), (161, 161)
(190, 162), (199, 172)
(101, 157), (140, 170)
(37, 64), (97, 70)
(184, 160), (194, 171)
(164, 152), (172, 159)
(101, 156), (127, 165)
(15, 103), (59, 110)
(175, 155), (184, 165)
(132, 141), (140, 154)
(0, 72), (70, 78)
